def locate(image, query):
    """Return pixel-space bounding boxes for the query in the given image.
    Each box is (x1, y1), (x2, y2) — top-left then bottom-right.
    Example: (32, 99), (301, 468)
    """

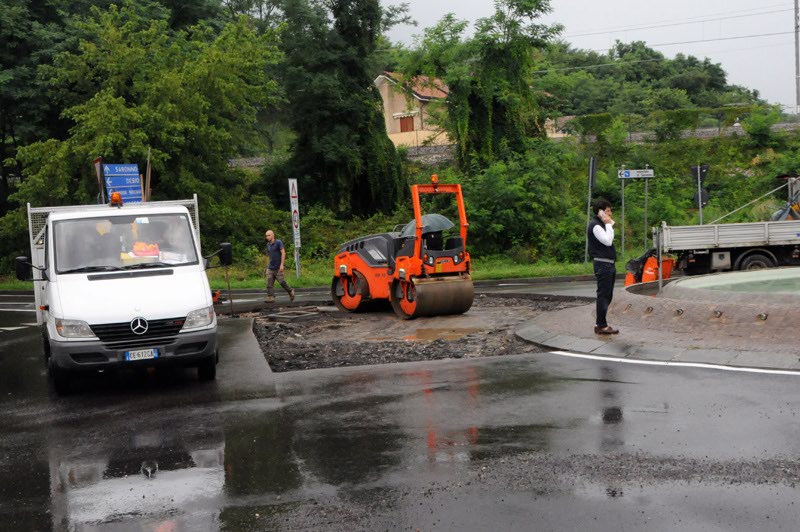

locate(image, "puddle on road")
(399, 327), (483, 342)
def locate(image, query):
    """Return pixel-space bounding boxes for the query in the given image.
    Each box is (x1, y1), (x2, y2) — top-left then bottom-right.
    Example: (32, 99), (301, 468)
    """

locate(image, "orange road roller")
(331, 175), (474, 319)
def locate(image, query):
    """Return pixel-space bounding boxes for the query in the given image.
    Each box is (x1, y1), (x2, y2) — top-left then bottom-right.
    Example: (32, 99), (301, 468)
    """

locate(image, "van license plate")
(125, 348), (159, 361)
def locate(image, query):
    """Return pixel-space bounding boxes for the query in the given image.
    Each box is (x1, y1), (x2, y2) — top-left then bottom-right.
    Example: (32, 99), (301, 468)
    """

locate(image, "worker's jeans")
(266, 269), (292, 297)
(594, 261), (616, 327)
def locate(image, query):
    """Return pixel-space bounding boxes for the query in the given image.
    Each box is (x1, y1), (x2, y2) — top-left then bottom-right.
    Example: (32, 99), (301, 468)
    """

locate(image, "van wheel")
(740, 253), (774, 270)
(48, 357), (71, 396)
(198, 354), (217, 382)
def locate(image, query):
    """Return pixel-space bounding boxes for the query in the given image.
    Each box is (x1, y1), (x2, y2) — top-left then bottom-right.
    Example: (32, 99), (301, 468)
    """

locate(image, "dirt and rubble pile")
(253, 296), (586, 372)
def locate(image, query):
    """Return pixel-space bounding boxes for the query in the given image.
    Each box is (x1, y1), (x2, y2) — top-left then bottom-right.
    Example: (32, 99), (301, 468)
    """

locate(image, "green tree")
(0, 0), (232, 217)
(404, 0), (562, 170)
(607, 41), (667, 84)
(741, 107), (782, 149)
(462, 139), (578, 258)
(8, 2), (282, 248)
(274, 0), (403, 216)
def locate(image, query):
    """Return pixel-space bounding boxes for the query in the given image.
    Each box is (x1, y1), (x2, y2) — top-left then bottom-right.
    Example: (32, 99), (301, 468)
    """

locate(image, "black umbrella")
(399, 213), (454, 238)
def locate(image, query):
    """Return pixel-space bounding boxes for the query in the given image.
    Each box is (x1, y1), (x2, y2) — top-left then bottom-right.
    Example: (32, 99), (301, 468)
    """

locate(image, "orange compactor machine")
(331, 175), (474, 319)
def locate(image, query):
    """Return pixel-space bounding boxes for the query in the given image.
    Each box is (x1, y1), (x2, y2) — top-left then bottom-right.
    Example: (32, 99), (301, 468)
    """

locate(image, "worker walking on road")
(265, 229), (295, 303)
(587, 198), (619, 335)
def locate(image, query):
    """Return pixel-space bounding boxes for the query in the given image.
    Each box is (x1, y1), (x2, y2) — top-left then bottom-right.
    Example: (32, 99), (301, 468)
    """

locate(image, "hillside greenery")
(2, 0), (800, 280)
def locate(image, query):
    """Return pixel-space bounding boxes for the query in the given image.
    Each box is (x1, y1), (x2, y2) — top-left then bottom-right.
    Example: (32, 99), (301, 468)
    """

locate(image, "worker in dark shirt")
(265, 229), (295, 303)
(587, 198), (619, 334)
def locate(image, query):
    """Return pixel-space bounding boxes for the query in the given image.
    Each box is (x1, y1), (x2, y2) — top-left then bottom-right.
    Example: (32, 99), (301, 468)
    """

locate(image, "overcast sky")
(386, 0), (798, 111)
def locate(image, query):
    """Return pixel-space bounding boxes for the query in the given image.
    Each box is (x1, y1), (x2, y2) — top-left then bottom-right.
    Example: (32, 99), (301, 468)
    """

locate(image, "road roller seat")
(422, 231), (443, 252)
(444, 236), (463, 251)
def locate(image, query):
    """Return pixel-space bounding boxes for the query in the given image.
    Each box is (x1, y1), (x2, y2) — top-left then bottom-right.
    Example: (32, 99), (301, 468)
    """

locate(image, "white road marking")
(548, 350), (800, 376)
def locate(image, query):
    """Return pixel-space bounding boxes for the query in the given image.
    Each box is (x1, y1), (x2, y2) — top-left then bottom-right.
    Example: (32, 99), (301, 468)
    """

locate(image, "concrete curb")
(514, 304), (800, 372)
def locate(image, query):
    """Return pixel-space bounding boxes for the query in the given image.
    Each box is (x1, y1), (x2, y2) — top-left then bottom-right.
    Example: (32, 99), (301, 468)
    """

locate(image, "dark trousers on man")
(266, 269), (292, 298)
(593, 261), (616, 327)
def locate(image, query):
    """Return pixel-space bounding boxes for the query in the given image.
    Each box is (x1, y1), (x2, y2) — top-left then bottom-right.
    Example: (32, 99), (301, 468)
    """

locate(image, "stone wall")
(229, 122), (800, 168)
(403, 144), (456, 165)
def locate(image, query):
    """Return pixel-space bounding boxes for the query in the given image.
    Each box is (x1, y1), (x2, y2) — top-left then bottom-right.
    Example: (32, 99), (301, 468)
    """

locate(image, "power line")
(702, 41), (794, 55)
(533, 41), (795, 75)
(533, 58), (662, 74)
(563, 3), (793, 37)
(647, 31), (795, 48)
(590, 31), (795, 52)
(566, 8), (792, 39)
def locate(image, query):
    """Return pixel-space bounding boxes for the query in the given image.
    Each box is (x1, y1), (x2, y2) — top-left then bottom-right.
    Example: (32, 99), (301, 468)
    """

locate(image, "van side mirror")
(204, 243), (233, 269)
(218, 243), (233, 266)
(15, 256), (32, 281)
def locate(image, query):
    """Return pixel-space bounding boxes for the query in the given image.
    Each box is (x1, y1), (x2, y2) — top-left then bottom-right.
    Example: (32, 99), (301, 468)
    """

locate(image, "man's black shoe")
(594, 325), (619, 335)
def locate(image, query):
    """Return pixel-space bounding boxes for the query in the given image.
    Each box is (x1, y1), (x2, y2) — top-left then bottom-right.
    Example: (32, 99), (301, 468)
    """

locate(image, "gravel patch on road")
(252, 295), (586, 372)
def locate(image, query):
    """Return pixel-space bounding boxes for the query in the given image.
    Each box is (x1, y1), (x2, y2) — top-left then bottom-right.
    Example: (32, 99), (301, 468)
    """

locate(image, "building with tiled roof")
(374, 72), (452, 148)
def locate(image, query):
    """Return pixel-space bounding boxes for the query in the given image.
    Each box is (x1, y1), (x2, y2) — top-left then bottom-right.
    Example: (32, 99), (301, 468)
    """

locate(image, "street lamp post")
(795, 0), (800, 118)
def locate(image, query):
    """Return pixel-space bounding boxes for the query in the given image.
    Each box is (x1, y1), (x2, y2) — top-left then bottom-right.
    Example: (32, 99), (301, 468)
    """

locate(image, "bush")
(742, 108), (782, 149)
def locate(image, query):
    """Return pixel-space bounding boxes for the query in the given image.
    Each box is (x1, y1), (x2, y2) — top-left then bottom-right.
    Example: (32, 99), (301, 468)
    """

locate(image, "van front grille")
(91, 318), (185, 348)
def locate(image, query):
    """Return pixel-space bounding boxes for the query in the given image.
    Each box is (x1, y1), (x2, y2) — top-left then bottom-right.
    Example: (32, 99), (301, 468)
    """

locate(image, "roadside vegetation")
(0, 258), (595, 291)
(202, 256), (595, 290)
(2, 0), (799, 287)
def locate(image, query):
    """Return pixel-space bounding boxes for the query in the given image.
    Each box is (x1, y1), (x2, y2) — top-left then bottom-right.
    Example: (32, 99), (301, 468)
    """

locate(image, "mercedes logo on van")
(130, 317), (149, 335)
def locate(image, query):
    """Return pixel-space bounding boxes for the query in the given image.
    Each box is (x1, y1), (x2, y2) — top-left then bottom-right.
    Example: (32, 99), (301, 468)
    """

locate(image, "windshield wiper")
(60, 265), (125, 274)
(122, 261), (173, 270)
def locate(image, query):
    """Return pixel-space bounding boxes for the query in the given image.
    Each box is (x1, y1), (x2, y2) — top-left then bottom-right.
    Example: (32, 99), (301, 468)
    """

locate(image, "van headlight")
(182, 306), (215, 330)
(55, 319), (96, 338)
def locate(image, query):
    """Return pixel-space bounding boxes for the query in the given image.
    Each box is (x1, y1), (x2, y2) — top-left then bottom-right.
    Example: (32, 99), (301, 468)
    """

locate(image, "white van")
(15, 195), (232, 394)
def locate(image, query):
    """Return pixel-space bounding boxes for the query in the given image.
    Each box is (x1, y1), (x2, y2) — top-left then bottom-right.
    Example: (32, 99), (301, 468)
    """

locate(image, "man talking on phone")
(587, 198), (619, 334)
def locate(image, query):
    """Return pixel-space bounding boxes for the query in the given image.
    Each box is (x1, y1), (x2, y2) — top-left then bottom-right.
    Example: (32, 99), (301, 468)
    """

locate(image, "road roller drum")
(390, 276), (474, 319)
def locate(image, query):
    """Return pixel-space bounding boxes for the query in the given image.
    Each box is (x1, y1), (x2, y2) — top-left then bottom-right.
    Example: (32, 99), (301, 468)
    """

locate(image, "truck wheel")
(740, 253), (774, 270)
(198, 354), (217, 382)
(684, 265), (710, 276)
(48, 357), (71, 396)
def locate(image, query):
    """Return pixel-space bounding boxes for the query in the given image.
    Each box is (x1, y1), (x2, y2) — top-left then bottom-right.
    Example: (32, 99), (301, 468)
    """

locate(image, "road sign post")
(690, 164), (709, 224)
(617, 166), (657, 258)
(584, 157), (597, 263)
(621, 175), (625, 263)
(92, 157), (106, 204)
(288, 178), (301, 278)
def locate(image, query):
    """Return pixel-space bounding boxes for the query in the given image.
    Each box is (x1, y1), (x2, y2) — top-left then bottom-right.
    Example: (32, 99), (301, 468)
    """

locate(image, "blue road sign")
(103, 164), (142, 203)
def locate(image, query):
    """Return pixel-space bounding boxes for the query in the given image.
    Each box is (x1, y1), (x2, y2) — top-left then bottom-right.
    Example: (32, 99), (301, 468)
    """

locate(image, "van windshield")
(53, 214), (199, 274)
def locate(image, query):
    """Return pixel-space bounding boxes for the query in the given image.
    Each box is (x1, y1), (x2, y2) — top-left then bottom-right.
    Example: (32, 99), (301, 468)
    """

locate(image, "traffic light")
(689, 164), (709, 183)
(693, 188), (709, 208)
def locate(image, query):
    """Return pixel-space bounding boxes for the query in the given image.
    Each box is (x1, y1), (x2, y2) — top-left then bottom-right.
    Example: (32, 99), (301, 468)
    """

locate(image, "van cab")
(16, 197), (231, 394)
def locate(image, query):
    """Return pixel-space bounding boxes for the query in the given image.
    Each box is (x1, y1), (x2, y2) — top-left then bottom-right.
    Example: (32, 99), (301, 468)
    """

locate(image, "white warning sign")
(288, 179), (301, 248)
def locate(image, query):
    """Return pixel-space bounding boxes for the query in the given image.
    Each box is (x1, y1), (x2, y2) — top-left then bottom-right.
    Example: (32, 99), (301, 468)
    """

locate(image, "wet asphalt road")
(2, 293), (800, 530)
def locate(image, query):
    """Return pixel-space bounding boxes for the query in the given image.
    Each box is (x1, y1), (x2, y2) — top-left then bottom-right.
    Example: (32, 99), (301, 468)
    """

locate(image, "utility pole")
(795, 0), (800, 118)
(696, 163), (703, 225)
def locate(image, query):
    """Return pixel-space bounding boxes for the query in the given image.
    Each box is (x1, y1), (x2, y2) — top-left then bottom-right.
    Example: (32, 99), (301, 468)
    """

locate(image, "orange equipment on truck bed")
(331, 175), (474, 319)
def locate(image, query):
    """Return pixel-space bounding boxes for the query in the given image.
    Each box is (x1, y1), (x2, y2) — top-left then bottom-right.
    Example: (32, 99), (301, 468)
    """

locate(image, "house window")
(400, 116), (414, 133)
